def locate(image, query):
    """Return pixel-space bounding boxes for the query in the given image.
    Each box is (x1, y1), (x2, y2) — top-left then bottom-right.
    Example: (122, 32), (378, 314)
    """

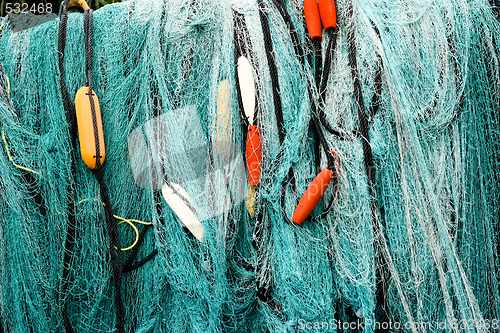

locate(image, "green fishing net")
(0, 0), (499, 332)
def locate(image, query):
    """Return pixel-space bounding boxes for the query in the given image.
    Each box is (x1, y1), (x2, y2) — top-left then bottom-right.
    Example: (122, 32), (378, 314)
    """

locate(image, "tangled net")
(0, 0), (499, 332)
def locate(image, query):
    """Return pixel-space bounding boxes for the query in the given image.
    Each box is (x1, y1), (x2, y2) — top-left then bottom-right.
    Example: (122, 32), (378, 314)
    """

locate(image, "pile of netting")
(0, 0), (499, 332)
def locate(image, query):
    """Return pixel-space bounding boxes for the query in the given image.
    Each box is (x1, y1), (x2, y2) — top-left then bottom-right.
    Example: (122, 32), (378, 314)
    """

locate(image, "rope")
(270, 0), (305, 65)
(84, 9), (101, 169)
(320, 30), (337, 105)
(233, 9), (256, 129)
(57, 1), (80, 331)
(233, 5), (279, 311)
(270, 1), (338, 224)
(123, 249), (159, 273)
(345, 0), (389, 323)
(255, 0), (285, 311)
(258, 0), (285, 144)
(58, 1), (77, 137)
(57, 3), (127, 331)
(92, 169), (125, 332)
(83, 8), (126, 332)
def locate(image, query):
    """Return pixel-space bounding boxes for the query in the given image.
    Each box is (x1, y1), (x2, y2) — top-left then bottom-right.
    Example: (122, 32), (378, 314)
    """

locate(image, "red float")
(246, 125), (262, 186)
(319, 0), (337, 30)
(292, 168), (335, 225)
(304, 0), (322, 40)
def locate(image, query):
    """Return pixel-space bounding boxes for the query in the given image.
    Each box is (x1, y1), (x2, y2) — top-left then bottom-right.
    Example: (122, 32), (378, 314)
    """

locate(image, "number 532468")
(5, 2), (53, 14)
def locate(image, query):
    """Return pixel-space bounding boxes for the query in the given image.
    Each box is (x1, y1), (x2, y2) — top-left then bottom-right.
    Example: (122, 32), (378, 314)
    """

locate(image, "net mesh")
(0, 0), (499, 332)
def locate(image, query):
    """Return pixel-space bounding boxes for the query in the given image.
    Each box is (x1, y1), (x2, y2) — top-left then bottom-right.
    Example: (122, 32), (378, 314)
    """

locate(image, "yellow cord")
(113, 216), (152, 251)
(78, 199), (152, 251)
(1, 74), (147, 251)
(2, 130), (150, 252)
(114, 218), (139, 251)
(2, 126), (67, 214)
(2, 127), (41, 176)
(193, 191), (206, 201)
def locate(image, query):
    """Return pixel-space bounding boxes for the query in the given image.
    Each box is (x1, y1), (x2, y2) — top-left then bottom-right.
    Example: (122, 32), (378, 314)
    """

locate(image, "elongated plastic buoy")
(6, 75), (10, 94)
(237, 56), (256, 125)
(246, 184), (256, 217)
(246, 125), (262, 186)
(318, 0), (337, 30)
(216, 80), (232, 163)
(162, 183), (204, 242)
(304, 0), (322, 40)
(75, 86), (105, 169)
(292, 168), (334, 225)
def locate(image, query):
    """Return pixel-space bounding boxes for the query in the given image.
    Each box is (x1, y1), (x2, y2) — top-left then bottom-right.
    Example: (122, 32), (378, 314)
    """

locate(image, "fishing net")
(0, 0), (499, 332)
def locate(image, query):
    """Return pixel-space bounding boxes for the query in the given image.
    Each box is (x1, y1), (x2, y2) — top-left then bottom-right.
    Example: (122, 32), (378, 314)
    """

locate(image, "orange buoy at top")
(292, 168), (335, 225)
(319, 0), (337, 30)
(304, 0), (322, 40)
(75, 86), (105, 169)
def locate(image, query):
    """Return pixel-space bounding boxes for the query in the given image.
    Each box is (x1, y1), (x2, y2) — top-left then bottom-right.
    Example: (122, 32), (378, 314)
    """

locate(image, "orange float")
(246, 125), (262, 186)
(304, 0), (322, 40)
(318, 0), (337, 30)
(75, 86), (105, 169)
(292, 168), (334, 225)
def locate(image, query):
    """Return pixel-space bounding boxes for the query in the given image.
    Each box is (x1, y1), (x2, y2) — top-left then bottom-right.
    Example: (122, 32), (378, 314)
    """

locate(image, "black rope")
(269, 2), (338, 224)
(345, 3), (375, 198)
(258, 0), (297, 225)
(57, 3), (128, 331)
(252, 207), (284, 314)
(252, 209), (268, 302)
(58, 1), (77, 136)
(123, 224), (158, 269)
(83, 8), (126, 333)
(367, 56), (383, 121)
(84, 10), (102, 169)
(311, 23), (350, 144)
(258, 0), (285, 144)
(233, 5), (277, 311)
(92, 169), (125, 333)
(490, 0), (500, 18)
(312, 38), (325, 171)
(123, 249), (159, 273)
(319, 30), (337, 105)
(311, 39), (337, 171)
(309, 20), (383, 141)
(345, 0), (389, 323)
(270, 0), (305, 65)
(314, 38), (323, 95)
(57, 2), (79, 331)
